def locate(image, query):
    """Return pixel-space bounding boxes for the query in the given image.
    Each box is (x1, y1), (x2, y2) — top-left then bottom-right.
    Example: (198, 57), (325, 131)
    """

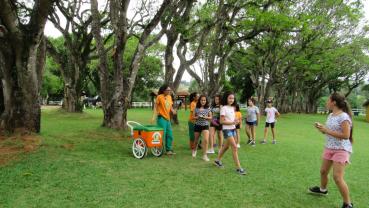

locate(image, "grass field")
(0, 108), (368, 208)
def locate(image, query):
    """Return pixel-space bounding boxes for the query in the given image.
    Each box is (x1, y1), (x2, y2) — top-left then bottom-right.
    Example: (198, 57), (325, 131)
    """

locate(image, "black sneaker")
(247, 139), (252, 144)
(214, 160), (224, 168)
(342, 202), (353, 208)
(236, 168), (246, 175)
(308, 186), (328, 196)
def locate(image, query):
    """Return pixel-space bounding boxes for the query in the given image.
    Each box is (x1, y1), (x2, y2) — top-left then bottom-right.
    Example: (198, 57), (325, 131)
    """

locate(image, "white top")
(325, 112), (352, 153)
(220, 105), (236, 130)
(265, 107), (278, 123)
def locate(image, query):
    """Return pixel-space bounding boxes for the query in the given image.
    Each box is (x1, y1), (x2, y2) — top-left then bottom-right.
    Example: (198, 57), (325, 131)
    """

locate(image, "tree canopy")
(1, 0), (368, 132)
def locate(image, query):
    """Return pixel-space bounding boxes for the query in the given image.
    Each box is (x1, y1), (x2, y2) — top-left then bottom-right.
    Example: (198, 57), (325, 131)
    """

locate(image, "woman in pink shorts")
(308, 93), (354, 208)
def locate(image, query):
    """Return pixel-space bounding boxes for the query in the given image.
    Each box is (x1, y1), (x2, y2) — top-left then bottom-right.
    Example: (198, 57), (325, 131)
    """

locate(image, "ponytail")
(342, 100), (353, 118)
(330, 93), (353, 143)
(343, 100), (353, 143)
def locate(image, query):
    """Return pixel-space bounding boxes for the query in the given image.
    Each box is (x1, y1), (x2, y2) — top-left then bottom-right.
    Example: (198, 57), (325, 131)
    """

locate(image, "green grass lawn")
(1, 108), (368, 208)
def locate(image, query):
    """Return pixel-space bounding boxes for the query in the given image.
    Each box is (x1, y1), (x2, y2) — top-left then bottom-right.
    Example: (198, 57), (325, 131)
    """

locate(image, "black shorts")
(265, 122), (275, 128)
(210, 123), (222, 131)
(194, 125), (209, 132)
(246, 121), (257, 126)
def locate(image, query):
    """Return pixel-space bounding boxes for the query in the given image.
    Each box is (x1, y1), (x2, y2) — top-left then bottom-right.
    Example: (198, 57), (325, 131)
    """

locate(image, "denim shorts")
(222, 129), (237, 139)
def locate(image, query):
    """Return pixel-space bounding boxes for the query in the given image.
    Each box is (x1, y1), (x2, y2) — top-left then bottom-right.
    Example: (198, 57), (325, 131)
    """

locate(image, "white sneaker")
(207, 149), (215, 154)
(192, 150), (197, 158)
(202, 155), (210, 162)
(237, 144), (241, 148)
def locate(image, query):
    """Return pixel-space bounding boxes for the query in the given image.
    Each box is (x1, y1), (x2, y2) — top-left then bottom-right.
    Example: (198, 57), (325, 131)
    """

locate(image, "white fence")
(239, 104), (247, 110)
(317, 107), (366, 116)
(131, 102), (152, 108)
(48, 100), (63, 106)
(129, 103), (367, 115)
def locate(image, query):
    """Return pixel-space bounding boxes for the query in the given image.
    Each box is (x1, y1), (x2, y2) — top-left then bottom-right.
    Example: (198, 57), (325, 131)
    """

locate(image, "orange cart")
(127, 121), (164, 159)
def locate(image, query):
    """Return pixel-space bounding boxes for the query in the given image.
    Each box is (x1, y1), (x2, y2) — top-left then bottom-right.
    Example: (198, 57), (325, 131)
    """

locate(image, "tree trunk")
(164, 32), (178, 87)
(0, 81), (4, 117)
(62, 84), (82, 112)
(291, 91), (296, 112)
(121, 0), (171, 128)
(61, 57), (83, 112)
(260, 79), (273, 112)
(164, 0), (195, 91)
(92, 0), (170, 129)
(91, 0), (129, 129)
(102, 101), (124, 128)
(0, 0), (54, 133)
(0, 39), (44, 132)
(46, 40), (89, 113)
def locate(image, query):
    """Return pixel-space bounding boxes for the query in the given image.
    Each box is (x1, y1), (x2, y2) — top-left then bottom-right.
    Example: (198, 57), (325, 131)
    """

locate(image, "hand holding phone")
(314, 122), (326, 134)
(314, 122), (322, 127)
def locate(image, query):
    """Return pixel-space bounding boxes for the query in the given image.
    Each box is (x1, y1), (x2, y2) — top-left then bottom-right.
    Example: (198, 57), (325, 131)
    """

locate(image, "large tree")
(46, 0), (109, 112)
(91, 0), (171, 129)
(87, 37), (164, 102)
(228, 0), (369, 113)
(161, 0), (197, 92)
(185, 0), (286, 97)
(0, 0), (56, 132)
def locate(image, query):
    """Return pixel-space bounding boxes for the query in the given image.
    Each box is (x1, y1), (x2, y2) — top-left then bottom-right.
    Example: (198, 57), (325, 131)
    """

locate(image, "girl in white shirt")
(262, 100), (280, 144)
(214, 92), (246, 175)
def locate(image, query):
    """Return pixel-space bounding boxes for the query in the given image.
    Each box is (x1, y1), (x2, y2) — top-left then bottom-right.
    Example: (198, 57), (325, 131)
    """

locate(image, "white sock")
(320, 187), (327, 192)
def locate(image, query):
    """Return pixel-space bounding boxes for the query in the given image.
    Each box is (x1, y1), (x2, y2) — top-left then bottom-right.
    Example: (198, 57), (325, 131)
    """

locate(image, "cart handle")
(126, 121), (144, 136)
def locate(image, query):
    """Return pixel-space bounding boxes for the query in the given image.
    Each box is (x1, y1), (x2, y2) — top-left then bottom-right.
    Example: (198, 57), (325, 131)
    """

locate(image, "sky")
(44, 0), (369, 82)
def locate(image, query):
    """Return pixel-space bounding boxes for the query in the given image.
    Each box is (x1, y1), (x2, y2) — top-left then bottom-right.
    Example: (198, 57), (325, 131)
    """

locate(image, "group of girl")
(188, 92), (280, 161)
(188, 91), (246, 175)
(245, 98), (280, 146)
(153, 84), (354, 207)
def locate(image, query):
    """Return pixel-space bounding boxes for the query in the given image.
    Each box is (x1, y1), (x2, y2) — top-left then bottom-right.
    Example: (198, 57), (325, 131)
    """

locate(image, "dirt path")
(0, 131), (42, 166)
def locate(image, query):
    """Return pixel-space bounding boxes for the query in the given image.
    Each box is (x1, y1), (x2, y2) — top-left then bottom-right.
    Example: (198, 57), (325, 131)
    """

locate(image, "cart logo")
(152, 132), (161, 144)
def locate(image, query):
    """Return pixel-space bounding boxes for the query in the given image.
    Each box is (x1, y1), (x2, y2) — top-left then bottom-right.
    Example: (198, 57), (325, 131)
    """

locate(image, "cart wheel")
(151, 146), (163, 157)
(132, 138), (147, 159)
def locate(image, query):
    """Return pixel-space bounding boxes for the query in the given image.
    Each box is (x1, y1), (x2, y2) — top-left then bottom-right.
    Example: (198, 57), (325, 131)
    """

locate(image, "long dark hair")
(158, 84), (169, 95)
(330, 92), (353, 143)
(235, 104), (240, 112)
(211, 94), (221, 107)
(221, 91), (237, 107)
(189, 92), (198, 102)
(196, 95), (209, 108)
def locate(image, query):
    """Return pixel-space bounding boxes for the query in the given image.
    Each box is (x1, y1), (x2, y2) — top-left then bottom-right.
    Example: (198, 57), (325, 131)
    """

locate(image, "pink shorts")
(322, 148), (351, 164)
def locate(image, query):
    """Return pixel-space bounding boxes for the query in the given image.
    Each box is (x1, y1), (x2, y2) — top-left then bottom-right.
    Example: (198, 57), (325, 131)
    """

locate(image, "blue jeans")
(222, 129), (236, 139)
